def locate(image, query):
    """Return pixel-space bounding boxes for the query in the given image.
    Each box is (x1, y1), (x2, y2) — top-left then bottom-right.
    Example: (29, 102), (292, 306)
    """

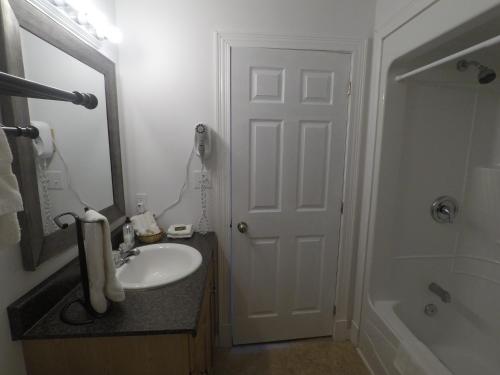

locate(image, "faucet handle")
(431, 196), (458, 224)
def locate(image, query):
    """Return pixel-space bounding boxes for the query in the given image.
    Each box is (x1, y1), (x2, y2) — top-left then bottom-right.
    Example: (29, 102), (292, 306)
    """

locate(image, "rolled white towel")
(83, 209), (125, 314)
(0, 128), (23, 246)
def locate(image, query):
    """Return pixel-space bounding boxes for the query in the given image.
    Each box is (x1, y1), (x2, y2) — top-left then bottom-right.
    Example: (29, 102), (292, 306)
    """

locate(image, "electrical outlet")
(136, 193), (147, 213)
(193, 170), (212, 190)
(47, 170), (65, 190)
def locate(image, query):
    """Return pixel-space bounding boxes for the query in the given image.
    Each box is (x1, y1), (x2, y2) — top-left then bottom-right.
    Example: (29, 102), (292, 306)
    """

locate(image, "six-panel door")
(231, 47), (351, 344)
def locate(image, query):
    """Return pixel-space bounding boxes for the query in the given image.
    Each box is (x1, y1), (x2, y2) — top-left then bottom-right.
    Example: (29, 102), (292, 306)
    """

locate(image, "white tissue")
(131, 211), (161, 236)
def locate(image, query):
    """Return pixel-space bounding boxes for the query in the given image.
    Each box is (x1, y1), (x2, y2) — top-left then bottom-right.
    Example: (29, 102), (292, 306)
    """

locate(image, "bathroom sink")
(116, 243), (202, 290)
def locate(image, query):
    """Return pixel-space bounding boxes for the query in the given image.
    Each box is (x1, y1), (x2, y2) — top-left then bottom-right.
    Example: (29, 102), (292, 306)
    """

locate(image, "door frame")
(214, 31), (368, 346)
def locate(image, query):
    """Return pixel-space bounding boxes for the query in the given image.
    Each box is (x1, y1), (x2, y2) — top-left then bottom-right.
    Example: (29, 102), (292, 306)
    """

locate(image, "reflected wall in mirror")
(0, 0), (125, 270)
(20, 29), (114, 235)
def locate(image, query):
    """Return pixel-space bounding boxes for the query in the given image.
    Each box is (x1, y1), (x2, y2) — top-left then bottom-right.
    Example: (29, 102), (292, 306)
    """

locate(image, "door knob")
(237, 222), (248, 233)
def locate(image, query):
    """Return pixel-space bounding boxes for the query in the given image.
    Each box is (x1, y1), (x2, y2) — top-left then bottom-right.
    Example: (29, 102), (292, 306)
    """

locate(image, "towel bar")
(54, 208), (108, 325)
(1, 124), (39, 139)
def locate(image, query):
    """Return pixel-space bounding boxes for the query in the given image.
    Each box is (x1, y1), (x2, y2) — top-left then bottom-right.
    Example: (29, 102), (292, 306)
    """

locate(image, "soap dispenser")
(123, 217), (134, 249)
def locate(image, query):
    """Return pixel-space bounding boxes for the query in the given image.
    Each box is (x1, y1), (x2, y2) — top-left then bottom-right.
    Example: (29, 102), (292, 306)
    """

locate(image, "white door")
(231, 47), (351, 345)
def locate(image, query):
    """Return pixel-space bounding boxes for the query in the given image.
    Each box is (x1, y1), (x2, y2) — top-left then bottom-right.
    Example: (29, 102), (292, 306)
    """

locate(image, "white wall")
(0, 2), (116, 374)
(115, 0), (376, 232)
(375, 0), (419, 30)
(115, 0), (376, 343)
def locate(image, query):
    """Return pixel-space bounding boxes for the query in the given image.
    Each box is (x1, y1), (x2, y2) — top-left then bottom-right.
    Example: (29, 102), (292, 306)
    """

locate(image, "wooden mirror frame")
(0, 0), (125, 270)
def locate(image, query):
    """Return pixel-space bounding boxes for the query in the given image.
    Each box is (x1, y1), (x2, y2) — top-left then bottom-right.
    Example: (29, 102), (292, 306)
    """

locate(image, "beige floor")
(214, 338), (370, 375)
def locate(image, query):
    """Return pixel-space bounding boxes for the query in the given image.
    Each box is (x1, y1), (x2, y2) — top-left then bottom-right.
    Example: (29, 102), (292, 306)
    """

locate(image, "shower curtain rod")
(0, 71), (98, 109)
(395, 34), (500, 82)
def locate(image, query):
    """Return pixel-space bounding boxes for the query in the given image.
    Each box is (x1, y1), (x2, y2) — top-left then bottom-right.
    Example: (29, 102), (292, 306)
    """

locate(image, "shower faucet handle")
(431, 196), (458, 224)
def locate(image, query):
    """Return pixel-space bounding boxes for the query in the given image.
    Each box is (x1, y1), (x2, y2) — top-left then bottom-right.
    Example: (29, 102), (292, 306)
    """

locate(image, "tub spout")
(429, 282), (451, 303)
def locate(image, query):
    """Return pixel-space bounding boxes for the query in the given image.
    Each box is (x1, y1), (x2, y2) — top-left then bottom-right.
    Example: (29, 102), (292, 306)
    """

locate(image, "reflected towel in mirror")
(0, 128), (23, 246)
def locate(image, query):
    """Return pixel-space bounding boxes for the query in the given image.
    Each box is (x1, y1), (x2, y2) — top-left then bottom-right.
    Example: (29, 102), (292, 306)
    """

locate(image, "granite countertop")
(16, 232), (217, 340)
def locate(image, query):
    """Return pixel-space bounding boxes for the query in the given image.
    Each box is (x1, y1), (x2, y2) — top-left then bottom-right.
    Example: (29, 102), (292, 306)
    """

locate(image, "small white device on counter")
(167, 224), (194, 239)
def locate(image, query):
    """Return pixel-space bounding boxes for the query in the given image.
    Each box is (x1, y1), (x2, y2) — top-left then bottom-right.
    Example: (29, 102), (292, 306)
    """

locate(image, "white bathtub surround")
(376, 302), (452, 375)
(84, 209), (125, 313)
(356, 0), (500, 374)
(394, 346), (424, 375)
(0, 128), (23, 246)
(361, 82), (500, 373)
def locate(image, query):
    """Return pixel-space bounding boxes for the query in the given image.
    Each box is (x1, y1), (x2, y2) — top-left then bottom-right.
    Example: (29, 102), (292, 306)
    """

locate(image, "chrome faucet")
(114, 248), (140, 268)
(429, 282), (451, 303)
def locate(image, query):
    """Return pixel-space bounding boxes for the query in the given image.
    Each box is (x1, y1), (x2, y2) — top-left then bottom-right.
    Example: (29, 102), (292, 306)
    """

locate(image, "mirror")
(20, 29), (114, 235)
(0, 0), (125, 270)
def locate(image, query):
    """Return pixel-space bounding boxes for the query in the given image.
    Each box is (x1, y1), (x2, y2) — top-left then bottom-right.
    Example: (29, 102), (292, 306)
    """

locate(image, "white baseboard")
(333, 319), (350, 341)
(350, 320), (360, 345)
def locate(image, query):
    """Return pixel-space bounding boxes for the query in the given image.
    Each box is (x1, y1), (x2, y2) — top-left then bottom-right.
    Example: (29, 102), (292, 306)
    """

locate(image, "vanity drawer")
(23, 334), (191, 375)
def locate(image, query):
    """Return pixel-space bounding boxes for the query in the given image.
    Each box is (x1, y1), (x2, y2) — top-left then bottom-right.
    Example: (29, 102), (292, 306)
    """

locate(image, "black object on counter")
(53, 208), (106, 325)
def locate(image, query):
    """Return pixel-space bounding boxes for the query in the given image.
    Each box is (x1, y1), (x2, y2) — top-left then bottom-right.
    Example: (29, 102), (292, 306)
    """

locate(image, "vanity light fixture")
(48, 0), (122, 43)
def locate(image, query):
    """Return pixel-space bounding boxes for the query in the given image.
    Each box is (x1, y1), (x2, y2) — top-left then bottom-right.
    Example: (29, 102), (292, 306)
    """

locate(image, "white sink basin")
(116, 243), (202, 290)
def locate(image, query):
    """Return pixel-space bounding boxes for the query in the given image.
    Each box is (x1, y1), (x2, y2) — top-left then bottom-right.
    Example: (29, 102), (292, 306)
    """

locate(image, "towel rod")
(395, 34), (500, 82)
(0, 71), (98, 109)
(1, 125), (39, 139)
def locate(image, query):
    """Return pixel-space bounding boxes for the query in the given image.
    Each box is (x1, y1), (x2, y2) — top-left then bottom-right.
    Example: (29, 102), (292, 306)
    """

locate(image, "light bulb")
(106, 27), (123, 44)
(49, 0), (122, 44)
(76, 11), (89, 25)
(94, 27), (106, 41)
(66, 0), (87, 13)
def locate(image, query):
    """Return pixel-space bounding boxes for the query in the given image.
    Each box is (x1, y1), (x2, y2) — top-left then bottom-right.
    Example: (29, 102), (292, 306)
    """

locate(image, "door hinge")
(333, 305), (337, 316)
(340, 201), (344, 214)
(346, 81), (352, 96)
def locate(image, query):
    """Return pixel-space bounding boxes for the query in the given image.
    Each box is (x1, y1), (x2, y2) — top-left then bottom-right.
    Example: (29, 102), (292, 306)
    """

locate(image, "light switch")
(136, 193), (148, 213)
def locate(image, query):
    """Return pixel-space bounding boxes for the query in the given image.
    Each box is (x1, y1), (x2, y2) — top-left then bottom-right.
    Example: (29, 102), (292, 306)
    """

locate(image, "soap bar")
(167, 224), (194, 238)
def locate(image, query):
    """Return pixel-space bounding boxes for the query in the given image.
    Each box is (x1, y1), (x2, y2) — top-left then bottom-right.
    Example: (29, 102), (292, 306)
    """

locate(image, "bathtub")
(367, 300), (500, 375)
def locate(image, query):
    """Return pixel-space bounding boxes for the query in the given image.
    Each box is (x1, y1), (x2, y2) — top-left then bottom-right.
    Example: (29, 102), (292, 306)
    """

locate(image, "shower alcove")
(359, 5), (500, 375)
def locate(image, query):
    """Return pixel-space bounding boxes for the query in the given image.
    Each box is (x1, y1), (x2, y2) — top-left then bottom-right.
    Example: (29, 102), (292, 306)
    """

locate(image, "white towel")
(0, 128), (23, 246)
(83, 209), (124, 313)
(131, 211), (160, 236)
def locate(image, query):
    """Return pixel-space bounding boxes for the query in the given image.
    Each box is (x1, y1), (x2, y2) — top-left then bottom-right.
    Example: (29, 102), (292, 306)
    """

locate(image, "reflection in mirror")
(19, 29), (114, 235)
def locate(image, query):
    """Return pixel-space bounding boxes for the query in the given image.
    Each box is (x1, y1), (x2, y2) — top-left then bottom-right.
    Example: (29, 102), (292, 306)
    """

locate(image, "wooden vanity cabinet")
(23, 263), (216, 375)
(189, 262), (215, 374)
